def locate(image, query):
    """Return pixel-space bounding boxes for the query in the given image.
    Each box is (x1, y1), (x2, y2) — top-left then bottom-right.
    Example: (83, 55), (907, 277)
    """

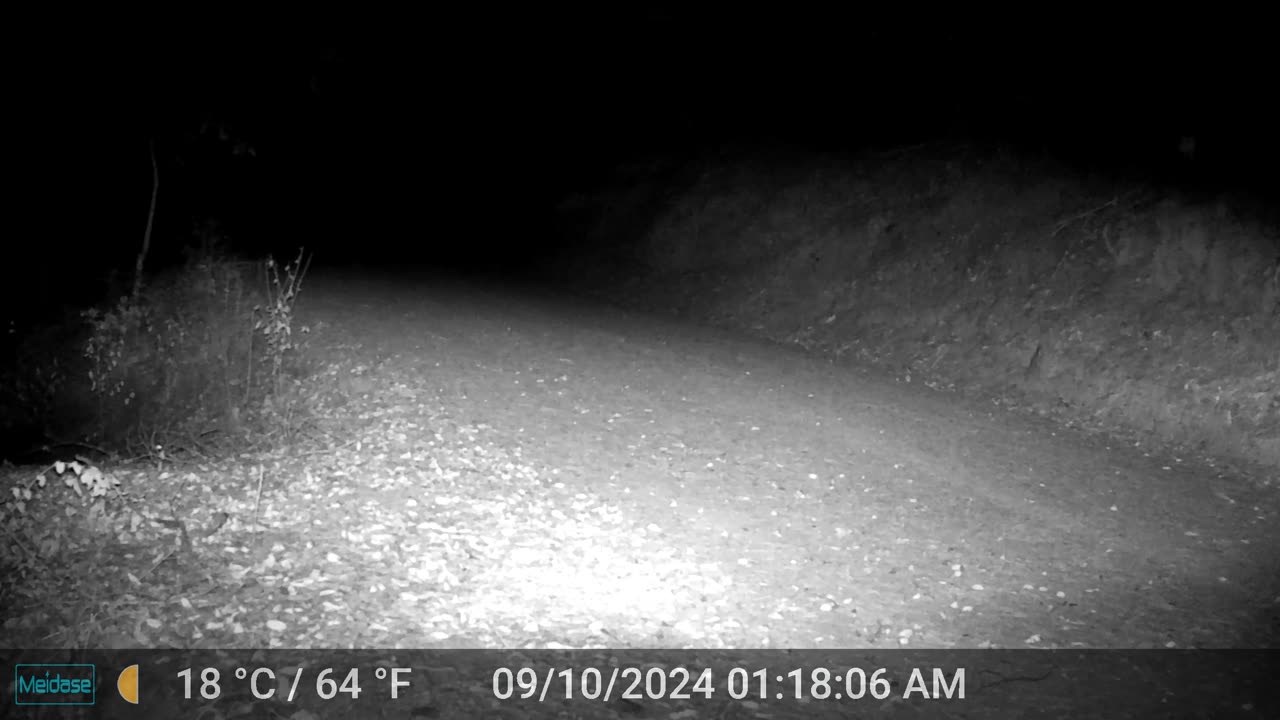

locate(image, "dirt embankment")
(554, 146), (1280, 476)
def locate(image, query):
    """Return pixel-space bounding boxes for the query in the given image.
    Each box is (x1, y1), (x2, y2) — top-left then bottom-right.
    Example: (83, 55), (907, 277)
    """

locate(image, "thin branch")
(1050, 195), (1119, 239)
(133, 139), (159, 299)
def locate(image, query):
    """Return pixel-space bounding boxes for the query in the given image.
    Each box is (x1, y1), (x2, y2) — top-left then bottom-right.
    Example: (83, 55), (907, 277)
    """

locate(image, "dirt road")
(297, 270), (1280, 649)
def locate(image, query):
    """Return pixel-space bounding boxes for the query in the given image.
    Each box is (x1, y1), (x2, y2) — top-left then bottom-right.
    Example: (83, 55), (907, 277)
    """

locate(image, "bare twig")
(1101, 224), (1120, 260)
(293, 437), (360, 458)
(1050, 195), (1120, 239)
(253, 464), (266, 530)
(132, 139), (159, 299)
(1045, 192), (1140, 287)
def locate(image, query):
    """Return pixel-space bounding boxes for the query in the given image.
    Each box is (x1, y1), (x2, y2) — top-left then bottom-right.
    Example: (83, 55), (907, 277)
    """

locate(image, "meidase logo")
(14, 664), (96, 706)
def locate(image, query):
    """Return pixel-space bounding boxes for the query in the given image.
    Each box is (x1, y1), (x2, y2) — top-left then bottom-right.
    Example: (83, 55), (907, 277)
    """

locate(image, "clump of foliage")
(81, 244), (315, 456)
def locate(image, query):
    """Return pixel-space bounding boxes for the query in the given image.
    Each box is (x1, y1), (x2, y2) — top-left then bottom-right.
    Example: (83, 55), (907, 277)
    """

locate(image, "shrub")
(80, 246), (313, 454)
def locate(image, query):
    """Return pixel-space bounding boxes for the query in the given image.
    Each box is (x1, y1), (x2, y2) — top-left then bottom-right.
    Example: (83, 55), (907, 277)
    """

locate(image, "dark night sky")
(13, 12), (1279, 278)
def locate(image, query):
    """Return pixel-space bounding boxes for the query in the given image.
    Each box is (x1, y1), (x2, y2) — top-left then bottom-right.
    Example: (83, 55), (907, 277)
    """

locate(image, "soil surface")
(7, 268), (1276, 652)
(287, 269), (1280, 649)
